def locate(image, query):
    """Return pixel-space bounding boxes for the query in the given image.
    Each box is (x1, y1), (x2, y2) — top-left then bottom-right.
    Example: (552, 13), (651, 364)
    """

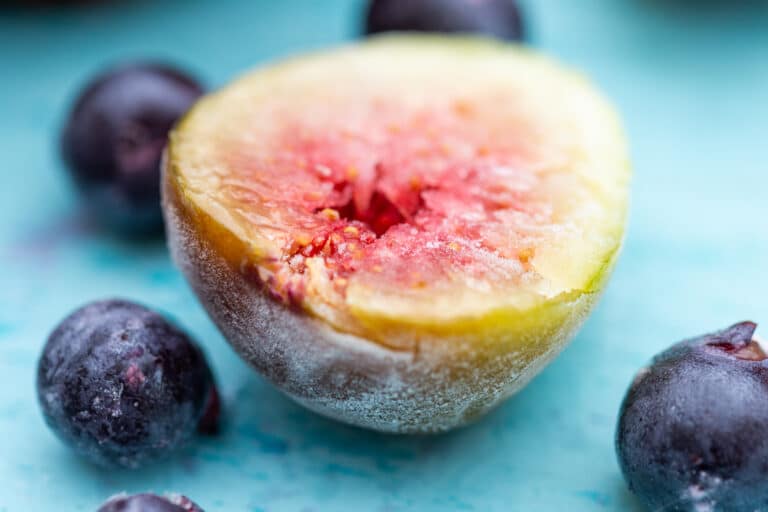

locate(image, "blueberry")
(616, 322), (768, 511)
(37, 299), (217, 468)
(364, 0), (524, 41)
(98, 493), (203, 512)
(61, 64), (204, 235)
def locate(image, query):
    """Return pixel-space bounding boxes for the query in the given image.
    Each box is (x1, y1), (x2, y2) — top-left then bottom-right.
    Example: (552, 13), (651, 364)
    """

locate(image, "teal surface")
(1, 1), (767, 510)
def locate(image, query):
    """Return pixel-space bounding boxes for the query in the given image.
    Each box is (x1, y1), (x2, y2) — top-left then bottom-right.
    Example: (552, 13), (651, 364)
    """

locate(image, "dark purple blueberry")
(98, 493), (203, 512)
(616, 322), (768, 511)
(61, 63), (204, 235)
(364, 0), (524, 41)
(37, 299), (218, 468)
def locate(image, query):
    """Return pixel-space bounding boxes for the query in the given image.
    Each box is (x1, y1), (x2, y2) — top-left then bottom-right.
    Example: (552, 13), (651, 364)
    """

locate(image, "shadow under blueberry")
(614, 477), (646, 512)
(8, 207), (170, 266)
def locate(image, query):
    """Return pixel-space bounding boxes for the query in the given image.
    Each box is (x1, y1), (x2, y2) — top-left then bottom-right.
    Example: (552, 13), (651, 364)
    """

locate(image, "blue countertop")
(1, 1), (767, 510)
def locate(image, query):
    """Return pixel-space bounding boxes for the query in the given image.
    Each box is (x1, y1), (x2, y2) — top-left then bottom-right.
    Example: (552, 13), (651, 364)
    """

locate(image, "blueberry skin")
(61, 64), (203, 235)
(616, 322), (768, 511)
(37, 299), (215, 468)
(98, 493), (203, 512)
(364, 0), (524, 41)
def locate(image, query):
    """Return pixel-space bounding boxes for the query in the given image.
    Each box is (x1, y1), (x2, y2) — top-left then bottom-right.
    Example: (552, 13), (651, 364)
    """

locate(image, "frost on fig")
(163, 36), (630, 431)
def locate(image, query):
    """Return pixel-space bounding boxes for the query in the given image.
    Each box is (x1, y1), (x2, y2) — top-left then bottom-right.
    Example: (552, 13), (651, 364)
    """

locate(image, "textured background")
(1, 1), (767, 510)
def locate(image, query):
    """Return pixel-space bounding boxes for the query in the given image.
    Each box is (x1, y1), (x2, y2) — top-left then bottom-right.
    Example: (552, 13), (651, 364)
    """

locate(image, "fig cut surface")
(164, 35), (630, 432)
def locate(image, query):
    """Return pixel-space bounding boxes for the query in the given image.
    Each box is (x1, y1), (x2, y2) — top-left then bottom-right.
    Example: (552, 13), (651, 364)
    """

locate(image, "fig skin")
(162, 36), (629, 432)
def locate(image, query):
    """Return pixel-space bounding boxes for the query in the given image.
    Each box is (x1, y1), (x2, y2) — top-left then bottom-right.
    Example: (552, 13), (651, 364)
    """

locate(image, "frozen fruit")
(617, 322), (768, 511)
(163, 35), (630, 432)
(98, 493), (203, 512)
(37, 299), (216, 468)
(61, 63), (203, 235)
(365, 0), (524, 41)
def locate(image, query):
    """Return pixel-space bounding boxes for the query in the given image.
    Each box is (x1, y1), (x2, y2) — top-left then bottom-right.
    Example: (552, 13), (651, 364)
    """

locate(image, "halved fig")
(163, 35), (630, 432)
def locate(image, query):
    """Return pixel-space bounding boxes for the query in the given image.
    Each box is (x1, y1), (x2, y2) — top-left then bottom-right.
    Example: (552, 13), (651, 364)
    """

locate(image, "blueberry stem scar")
(705, 322), (764, 361)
